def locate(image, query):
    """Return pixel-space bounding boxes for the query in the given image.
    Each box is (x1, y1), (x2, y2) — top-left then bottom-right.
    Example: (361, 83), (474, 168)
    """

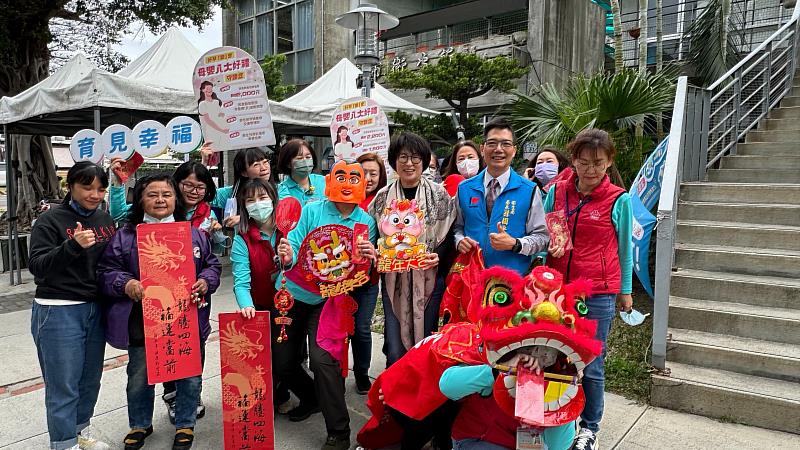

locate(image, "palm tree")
(611, 0), (624, 72)
(685, 0), (737, 86)
(506, 70), (675, 185)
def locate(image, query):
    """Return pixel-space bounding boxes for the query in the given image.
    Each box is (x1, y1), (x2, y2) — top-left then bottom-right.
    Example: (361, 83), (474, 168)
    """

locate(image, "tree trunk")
(457, 96), (470, 130)
(611, 0), (624, 72)
(656, 0), (664, 139)
(636, 0), (648, 138)
(721, 0), (731, 68)
(1, 13), (61, 229)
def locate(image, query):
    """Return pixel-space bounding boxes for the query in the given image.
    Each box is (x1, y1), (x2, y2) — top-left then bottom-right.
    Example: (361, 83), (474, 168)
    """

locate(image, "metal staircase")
(649, 4), (800, 434)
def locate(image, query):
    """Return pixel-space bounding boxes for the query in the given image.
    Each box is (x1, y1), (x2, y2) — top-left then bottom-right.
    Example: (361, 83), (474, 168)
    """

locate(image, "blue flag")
(629, 136), (669, 298)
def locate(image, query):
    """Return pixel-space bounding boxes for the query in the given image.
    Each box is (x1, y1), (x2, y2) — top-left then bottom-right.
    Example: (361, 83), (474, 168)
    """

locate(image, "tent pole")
(4, 125), (11, 284)
(93, 107), (101, 132)
(10, 131), (20, 285)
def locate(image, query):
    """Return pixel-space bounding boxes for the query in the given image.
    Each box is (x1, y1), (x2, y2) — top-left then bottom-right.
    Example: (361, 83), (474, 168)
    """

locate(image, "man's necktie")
(486, 178), (499, 216)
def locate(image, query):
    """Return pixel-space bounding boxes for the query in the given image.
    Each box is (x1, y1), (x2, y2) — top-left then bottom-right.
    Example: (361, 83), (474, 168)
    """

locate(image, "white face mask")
(456, 159), (480, 178)
(143, 213), (175, 224)
(423, 167), (440, 182)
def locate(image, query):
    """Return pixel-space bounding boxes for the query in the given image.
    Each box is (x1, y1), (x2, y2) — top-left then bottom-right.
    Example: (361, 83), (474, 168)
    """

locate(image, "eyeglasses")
(574, 160), (608, 171)
(484, 140), (515, 150)
(180, 182), (207, 194)
(397, 153), (422, 164)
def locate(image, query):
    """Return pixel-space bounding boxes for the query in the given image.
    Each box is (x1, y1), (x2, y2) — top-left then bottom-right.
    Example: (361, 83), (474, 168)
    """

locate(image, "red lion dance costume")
(357, 261), (603, 449)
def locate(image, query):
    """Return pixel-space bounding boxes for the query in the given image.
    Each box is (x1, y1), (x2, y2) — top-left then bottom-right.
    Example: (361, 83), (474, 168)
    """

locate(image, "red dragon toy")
(357, 264), (602, 449)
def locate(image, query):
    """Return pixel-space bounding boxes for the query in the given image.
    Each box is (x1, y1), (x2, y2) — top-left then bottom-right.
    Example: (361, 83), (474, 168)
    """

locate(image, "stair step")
(722, 154), (800, 169)
(746, 129), (800, 142)
(781, 95), (800, 108)
(674, 243), (800, 278)
(669, 296), (800, 344)
(671, 269), (800, 310)
(678, 201), (800, 226)
(667, 328), (800, 382)
(708, 168), (800, 183)
(677, 220), (800, 251)
(680, 182), (800, 205)
(651, 362), (800, 433)
(768, 104), (800, 119)
(759, 117), (800, 131)
(736, 141), (799, 156)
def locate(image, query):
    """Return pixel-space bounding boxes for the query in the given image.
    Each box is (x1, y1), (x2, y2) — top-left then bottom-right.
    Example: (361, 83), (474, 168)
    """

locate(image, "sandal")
(172, 427), (195, 450)
(124, 426), (153, 450)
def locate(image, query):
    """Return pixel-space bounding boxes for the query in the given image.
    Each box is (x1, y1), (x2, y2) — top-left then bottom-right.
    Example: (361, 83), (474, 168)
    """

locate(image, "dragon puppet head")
(472, 265), (602, 427)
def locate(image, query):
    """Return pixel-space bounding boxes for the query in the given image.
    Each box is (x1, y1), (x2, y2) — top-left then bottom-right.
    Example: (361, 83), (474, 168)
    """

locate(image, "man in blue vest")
(454, 118), (549, 275)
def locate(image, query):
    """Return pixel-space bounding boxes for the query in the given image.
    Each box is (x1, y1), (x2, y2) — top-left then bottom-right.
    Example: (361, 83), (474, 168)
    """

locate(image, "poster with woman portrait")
(193, 46), (276, 151)
(329, 97), (390, 163)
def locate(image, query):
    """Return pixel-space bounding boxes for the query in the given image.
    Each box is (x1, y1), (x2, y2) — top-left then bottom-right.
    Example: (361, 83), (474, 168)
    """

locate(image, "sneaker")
(276, 397), (299, 415)
(355, 373), (372, 395)
(571, 428), (598, 450)
(77, 426), (110, 450)
(195, 399), (206, 419)
(321, 433), (350, 450)
(288, 402), (321, 422)
(163, 391), (177, 424)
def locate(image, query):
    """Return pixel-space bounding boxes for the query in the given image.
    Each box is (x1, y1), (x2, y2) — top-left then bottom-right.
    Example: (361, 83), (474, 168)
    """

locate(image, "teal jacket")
(280, 200), (377, 305)
(231, 231), (276, 309)
(277, 173), (327, 205)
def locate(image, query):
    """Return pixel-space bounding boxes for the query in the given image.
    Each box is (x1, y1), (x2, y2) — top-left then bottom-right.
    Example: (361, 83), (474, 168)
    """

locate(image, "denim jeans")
(126, 343), (204, 429)
(351, 282), (379, 375)
(31, 302), (106, 450)
(452, 439), (510, 450)
(382, 273), (445, 367)
(579, 293), (616, 434)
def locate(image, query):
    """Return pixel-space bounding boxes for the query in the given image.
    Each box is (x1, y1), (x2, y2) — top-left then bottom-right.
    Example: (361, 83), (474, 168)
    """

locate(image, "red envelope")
(352, 223), (370, 264)
(112, 153), (144, 184)
(545, 210), (573, 251)
(515, 363), (545, 427)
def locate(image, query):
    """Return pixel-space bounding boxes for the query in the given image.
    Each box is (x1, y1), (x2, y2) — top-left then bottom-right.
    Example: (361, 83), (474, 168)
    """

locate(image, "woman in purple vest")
(543, 129), (633, 450)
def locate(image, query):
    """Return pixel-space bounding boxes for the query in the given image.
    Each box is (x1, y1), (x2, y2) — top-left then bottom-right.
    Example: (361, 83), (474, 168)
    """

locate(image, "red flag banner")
(137, 222), (202, 384)
(220, 312), (274, 450)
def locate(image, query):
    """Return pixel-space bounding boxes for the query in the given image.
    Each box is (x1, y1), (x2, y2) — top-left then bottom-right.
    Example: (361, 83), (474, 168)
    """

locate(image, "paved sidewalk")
(0, 271), (35, 315)
(0, 274), (798, 449)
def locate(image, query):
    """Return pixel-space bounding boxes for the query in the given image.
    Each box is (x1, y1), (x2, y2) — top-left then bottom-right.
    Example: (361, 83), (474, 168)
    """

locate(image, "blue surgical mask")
(246, 199), (274, 223)
(534, 162), (559, 185)
(619, 308), (649, 326)
(292, 159), (314, 177)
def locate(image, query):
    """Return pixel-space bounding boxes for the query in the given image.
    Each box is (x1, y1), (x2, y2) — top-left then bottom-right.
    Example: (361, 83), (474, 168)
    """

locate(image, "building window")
(236, 0), (315, 86)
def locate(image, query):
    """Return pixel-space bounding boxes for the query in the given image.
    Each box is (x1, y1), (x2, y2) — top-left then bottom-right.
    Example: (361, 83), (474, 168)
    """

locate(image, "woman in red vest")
(230, 178), (316, 415)
(544, 129), (633, 450)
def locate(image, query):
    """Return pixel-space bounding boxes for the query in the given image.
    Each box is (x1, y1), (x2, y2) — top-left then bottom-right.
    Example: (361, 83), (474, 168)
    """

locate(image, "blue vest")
(457, 169), (536, 275)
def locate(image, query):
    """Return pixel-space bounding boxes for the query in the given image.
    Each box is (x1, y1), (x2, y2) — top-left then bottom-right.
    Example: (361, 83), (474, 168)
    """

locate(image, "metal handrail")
(651, 2), (800, 371)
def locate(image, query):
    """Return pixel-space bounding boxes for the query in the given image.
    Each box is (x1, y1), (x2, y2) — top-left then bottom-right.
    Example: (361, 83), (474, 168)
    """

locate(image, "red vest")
(451, 394), (520, 449)
(547, 172), (624, 294)
(241, 220), (281, 308)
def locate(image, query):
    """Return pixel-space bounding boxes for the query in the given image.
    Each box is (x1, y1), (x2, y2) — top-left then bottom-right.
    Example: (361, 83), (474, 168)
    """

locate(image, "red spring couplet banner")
(137, 222), (203, 384)
(219, 312), (274, 450)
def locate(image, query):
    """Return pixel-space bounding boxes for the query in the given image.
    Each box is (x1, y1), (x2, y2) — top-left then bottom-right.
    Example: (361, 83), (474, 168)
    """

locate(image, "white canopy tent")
(281, 58), (440, 117)
(0, 27), (329, 134)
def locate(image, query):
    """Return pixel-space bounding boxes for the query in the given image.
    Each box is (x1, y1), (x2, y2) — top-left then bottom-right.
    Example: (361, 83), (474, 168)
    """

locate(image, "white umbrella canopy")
(281, 58), (440, 117)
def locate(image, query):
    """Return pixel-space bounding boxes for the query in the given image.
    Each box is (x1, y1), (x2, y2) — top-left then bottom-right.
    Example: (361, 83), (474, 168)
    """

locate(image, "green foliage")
(605, 283), (653, 403)
(507, 69), (674, 186)
(388, 111), (483, 156)
(384, 53), (527, 126)
(684, 0), (738, 87)
(0, 0), (228, 96)
(259, 53), (296, 101)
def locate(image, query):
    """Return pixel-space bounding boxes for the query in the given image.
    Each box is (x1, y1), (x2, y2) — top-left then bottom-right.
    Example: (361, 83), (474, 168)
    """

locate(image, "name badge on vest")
(517, 427), (544, 450)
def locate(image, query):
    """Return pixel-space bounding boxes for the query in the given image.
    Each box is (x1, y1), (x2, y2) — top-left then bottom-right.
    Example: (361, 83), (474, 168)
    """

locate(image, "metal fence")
(380, 9), (528, 57)
(651, 3), (800, 370)
(615, 0), (791, 68)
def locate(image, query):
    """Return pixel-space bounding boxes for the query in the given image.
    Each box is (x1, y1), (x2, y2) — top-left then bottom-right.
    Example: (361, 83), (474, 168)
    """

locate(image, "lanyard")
(564, 188), (592, 219)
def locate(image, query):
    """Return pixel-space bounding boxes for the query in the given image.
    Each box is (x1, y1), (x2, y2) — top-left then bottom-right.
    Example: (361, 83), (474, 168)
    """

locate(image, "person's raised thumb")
(76, 222), (83, 232)
(496, 222), (506, 233)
